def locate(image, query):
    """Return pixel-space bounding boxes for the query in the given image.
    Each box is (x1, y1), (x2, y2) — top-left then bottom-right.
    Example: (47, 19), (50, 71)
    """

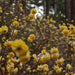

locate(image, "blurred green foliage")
(56, 0), (65, 14)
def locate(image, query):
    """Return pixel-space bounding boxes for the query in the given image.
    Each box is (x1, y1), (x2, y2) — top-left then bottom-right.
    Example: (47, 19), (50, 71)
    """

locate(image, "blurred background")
(0, 0), (75, 23)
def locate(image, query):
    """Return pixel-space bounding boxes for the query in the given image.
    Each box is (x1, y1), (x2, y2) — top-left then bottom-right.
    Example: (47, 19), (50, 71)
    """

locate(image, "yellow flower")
(2, 37), (6, 41)
(50, 47), (58, 54)
(33, 69), (37, 72)
(11, 39), (30, 64)
(56, 58), (65, 66)
(9, 52), (15, 58)
(59, 26), (67, 31)
(28, 14), (35, 21)
(37, 65), (43, 71)
(7, 62), (14, 73)
(11, 39), (29, 54)
(43, 64), (49, 72)
(29, 34), (35, 40)
(0, 26), (8, 34)
(41, 49), (46, 54)
(51, 53), (59, 59)
(19, 3), (23, 8)
(19, 51), (30, 64)
(61, 14), (63, 17)
(27, 37), (33, 42)
(43, 67), (49, 72)
(11, 58), (19, 63)
(62, 29), (69, 36)
(2, 58), (4, 61)
(4, 41), (13, 48)
(48, 71), (53, 75)
(56, 67), (62, 74)
(10, 12), (13, 14)
(39, 52), (50, 63)
(14, 68), (18, 74)
(13, 21), (19, 27)
(53, 65), (59, 71)
(66, 64), (72, 70)
(69, 25), (75, 34)
(31, 8), (37, 15)
(2, 67), (5, 71)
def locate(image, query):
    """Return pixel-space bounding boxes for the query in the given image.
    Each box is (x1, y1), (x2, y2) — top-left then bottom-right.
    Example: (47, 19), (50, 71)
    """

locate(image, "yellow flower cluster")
(31, 8), (37, 15)
(4, 40), (13, 48)
(0, 1), (75, 75)
(69, 25), (75, 34)
(50, 47), (58, 54)
(28, 8), (37, 21)
(50, 18), (56, 23)
(53, 65), (63, 74)
(66, 64), (72, 70)
(59, 25), (69, 36)
(13, 21), (19, 27)
(37, 64), (49, 73)
(27, 34), (35, 42)
(56, 57), (65, 66)
(19, 3), (23, 8)
(7, 61), (15, 73)
(7, 60), (19, 74)
(59, 24), (75, 36)
(59, 25), (67, 31)
(6, 51), (23, 74)
(62, 29), (69, 36)
(7, 52), (15, 59)
(50, 47), (59, 59)
(33, 47), (50, 63)
(6, 52), (19, 74)
(39, 47), (50, 63)
(28, 14), (35, 21)
(11, 39), (30, 64)
(0, 26), (8, 34)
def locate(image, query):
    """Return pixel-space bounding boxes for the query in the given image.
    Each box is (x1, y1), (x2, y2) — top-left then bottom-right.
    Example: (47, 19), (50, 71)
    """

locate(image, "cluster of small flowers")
(37, 64), (49, 75)
(59, 24), (75, 36)
(27, 34), (35, 42)
(0, 0), (75, 75)
(33, 47), (50, 63)
(28, 8), (37, 21)
(4, 39), (30, 64)
(53, 65), (63, 74)
(6, 52), (19, 74)
(50, 47), (59, 59)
